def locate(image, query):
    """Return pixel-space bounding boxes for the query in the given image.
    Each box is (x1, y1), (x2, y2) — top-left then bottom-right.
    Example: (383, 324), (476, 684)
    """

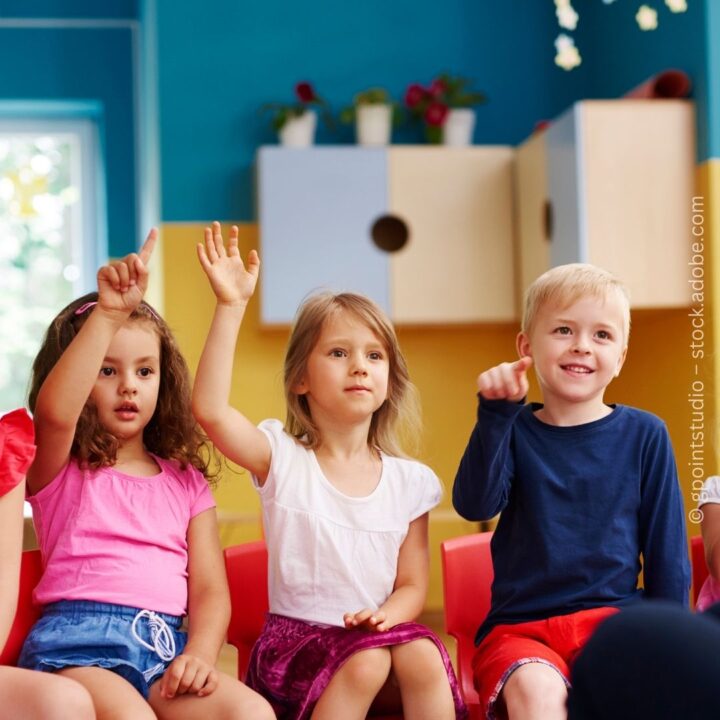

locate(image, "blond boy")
(453, 264), (689, 720)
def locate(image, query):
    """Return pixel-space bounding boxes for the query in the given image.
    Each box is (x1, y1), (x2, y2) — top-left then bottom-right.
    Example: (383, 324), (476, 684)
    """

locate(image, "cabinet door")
(514, 130), (550, 310)
(388, 147), (516, 323)
(546, 105), (586, 268)
(257, 147), (390, 325)
(579, 100), (694, 308)
(545, 101), (694, 309)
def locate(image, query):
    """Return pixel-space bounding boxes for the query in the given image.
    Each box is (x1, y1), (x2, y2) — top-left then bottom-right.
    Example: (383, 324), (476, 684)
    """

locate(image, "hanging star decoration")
(554, 33), (582, 71)
(636, 5), (659, 30)
(555, 0), (579, 30)
(554, 1), (689, 70)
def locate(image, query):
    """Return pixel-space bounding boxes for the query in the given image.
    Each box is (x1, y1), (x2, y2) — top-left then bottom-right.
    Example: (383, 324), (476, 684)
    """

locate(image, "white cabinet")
(515, 100), (696, 308)
(258, 146), (516, 325)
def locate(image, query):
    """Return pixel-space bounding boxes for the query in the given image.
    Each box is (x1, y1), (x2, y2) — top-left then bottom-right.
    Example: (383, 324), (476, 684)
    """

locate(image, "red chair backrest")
(0, 549), (43, 665)
(223, 540), (269, 680)
(691, 534), (709, 607)
(441, 531), (493, 719)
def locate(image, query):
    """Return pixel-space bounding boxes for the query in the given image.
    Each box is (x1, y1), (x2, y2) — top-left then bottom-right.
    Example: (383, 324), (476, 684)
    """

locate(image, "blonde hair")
(522, 263), (631, 343)
(284, 292), (421, 457)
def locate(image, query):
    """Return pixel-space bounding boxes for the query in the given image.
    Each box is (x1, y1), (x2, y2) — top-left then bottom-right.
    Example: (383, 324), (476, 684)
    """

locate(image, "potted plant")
(261, 82), (330, 147)
(339, 87), (402, 147)
(405, 73), (486, 145)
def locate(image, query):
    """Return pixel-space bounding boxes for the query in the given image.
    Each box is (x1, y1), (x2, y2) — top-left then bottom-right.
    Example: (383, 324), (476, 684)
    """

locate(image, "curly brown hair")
(28, 292), (217, 482)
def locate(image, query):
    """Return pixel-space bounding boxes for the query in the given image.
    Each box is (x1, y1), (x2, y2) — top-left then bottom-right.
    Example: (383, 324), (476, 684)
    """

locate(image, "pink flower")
(295, 82), (316, 103)
(428, 78), (447, 98)
(405, 83), (427, 108)
(424, 101), (449, 126)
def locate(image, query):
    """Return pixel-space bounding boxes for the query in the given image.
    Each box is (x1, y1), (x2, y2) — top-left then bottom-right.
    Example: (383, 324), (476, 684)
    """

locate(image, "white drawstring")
(131, 609), (176, 662)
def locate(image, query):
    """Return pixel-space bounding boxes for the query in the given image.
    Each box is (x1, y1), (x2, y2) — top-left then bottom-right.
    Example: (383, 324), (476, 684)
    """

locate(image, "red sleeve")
(0, 409), (36, 497)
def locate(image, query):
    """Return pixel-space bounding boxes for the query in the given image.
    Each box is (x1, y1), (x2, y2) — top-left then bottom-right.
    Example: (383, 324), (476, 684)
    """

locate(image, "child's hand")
(158, 652), (218, 699)
(477, 356), (533, 402)
(197, 221), (260, 307)
(97, 227), (157, 315)
(343, 608), (389, 633)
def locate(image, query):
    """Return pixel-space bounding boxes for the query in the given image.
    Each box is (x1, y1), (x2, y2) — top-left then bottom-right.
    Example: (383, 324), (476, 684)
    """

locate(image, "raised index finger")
(138, 227), (158, 265)
(513, 355), (533, 376)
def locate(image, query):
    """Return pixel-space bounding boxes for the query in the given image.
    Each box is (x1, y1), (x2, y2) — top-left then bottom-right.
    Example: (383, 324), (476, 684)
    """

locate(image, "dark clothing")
(568, 601), (720, 720)
(453, 400), (690, 643)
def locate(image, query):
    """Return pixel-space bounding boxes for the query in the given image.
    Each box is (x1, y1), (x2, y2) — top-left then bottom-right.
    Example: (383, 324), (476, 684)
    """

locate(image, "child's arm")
(193, 222), (272, 482)
(0, 482), (25, 648)
(157, 508), (227, 699)
(452, 357), (531, 520)
(639, 423), (690, 604)
(344, 513), (430, 632)
(701, 504), (720, 581)
(29, 231), (157, 493)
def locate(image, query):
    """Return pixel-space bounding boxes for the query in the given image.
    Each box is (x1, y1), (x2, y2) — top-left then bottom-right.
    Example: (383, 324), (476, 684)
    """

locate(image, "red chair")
(441, 531), (493, 720)
(223, 539), (402, 719)
(691, 534), (709, 607)
(0, 548), (43, 665)
(223, 540), (269, 681)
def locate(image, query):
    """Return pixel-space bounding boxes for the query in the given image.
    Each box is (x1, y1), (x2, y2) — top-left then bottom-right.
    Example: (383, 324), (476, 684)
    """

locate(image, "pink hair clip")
(74, 301), (161, 321)
(74, 302), (98, 315)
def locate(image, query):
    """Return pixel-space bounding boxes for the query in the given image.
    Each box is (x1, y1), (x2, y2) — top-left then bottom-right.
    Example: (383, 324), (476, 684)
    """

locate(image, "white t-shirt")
(697, 476), (720, 610)
(699, 476), (720, 507)
(253, 419), (442, 627)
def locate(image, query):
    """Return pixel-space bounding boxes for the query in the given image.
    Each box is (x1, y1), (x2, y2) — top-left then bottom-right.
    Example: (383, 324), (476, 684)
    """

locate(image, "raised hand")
(343, 608), (389, 633)
(477, 356), (533, 402)
(97, 227), (157, 315)
(197, 221), (260, 306)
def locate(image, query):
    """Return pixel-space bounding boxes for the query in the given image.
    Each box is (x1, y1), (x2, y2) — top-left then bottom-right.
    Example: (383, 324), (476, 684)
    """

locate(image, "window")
(0, 116), (104, 412)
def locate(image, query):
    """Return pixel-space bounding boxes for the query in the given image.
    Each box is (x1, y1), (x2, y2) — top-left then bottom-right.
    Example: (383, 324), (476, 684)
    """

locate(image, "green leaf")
(425, 124), (442, 144)
(339, 106), (355, 124)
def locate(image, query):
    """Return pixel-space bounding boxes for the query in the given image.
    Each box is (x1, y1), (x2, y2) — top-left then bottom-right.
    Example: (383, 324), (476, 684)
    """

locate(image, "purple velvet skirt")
(246, 613), (468, 720)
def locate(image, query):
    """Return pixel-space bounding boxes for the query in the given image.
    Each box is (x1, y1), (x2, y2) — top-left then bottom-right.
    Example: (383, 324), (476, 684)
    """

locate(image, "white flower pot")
(442, 108), (476, 146)
(279, 110), (317, 147)
(356, 104), (392, 147)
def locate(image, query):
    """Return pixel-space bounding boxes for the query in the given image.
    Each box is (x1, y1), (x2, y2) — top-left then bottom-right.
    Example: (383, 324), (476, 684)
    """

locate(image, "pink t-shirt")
(28, 456), (215, 616)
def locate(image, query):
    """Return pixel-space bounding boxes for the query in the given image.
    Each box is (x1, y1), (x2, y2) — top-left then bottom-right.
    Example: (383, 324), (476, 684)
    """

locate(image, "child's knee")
(44, 679), (95, 720)
(391, 638), (445, 680)
(340, 647), (392, 689)
(503, 662), (567, 709)
(238, 691), (275, 720)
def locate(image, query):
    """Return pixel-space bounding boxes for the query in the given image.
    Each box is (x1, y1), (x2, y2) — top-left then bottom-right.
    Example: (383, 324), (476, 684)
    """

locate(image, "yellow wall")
(162, 206), (716, 608)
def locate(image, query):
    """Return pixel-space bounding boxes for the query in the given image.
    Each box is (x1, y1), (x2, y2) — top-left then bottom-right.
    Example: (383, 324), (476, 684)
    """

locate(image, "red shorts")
(472, 606), (618, 719)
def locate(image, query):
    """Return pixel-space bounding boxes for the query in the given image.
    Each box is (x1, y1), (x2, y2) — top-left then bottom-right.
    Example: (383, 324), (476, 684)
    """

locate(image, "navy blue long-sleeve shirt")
(453, 399), (690, 643)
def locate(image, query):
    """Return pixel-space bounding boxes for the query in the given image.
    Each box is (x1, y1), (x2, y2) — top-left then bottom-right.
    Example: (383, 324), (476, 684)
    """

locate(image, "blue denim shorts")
(18, 600), (187, 698)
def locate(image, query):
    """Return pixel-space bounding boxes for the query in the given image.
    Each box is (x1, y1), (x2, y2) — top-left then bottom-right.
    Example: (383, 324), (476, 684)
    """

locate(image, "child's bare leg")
(0, 666), (95, 720)
(390, 639), (455, 720)
(148, 671), (275, 720)
(502, 663), (567, 720)
(59, 667), (157, 720)
(311, 647), (391, 720)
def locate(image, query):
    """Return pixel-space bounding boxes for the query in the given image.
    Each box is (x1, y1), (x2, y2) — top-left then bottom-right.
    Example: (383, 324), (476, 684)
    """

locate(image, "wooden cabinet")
(258, 146), (516, 325)
(515, 100), (696, 308)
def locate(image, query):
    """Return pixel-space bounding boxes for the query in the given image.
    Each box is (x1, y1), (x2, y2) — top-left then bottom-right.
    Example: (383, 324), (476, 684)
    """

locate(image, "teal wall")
(705, 0), (720, 158)
(154, 0), (591, 222)
(0, 1), (137, 19)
